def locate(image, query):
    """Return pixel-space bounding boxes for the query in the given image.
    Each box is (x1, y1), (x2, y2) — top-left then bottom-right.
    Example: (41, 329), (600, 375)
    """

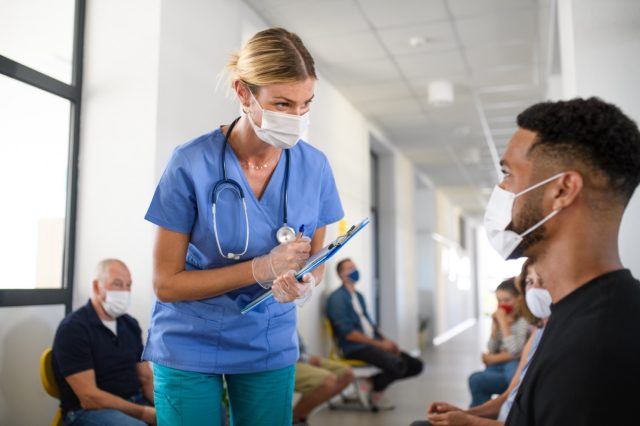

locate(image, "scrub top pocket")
(265, 303), (297, 368)
(144, 302), (223, 372)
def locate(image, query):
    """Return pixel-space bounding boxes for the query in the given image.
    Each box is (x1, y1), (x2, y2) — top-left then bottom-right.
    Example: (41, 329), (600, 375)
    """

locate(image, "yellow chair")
(40, 347), (63, 426)
(324, 319), (379, 411)
(324, 319), (368, 367)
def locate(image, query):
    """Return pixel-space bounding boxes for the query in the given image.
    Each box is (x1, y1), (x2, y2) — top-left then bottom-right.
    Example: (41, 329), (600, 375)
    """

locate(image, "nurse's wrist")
(252, 255), (274, 288)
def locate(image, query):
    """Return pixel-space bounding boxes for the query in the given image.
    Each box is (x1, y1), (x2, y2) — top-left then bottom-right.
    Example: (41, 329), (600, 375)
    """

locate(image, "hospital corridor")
(1, 0), (640, 425)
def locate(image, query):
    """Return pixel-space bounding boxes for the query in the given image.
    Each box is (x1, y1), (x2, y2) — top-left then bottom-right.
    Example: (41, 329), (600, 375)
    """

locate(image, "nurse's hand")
(252, 237), (311, 288)
(294, 272), (315, 308)
(272, 271), (315, 304)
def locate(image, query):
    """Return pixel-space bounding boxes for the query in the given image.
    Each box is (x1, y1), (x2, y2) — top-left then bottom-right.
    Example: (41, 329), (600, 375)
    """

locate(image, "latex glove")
(271, 271), (315, 305)
(294, 273), (315, 308)
(251, 237), (311, 289)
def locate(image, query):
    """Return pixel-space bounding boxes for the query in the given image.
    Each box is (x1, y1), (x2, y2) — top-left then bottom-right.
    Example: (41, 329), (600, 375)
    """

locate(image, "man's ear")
(551, 171), (583, 210)
(92, 279), (101, 296)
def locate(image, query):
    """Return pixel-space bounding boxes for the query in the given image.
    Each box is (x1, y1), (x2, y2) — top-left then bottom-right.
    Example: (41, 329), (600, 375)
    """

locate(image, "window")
(0, 0), (85, 312)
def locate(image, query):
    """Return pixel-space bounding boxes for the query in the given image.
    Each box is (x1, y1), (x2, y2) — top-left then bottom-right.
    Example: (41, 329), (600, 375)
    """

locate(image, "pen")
(295, 224), (305, 240)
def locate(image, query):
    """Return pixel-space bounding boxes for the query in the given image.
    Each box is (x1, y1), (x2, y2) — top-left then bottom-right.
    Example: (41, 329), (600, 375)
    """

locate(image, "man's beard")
(506, 191), (547, 259)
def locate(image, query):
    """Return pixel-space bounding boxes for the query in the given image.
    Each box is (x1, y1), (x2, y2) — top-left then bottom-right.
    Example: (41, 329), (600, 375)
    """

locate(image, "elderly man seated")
(52, 259), (155, 425)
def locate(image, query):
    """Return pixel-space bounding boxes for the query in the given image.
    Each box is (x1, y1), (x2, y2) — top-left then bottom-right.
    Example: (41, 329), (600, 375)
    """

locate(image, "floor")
(310, 320), (488, 426)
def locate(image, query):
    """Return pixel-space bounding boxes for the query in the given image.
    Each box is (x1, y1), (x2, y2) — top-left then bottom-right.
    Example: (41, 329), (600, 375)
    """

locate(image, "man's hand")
(308, 355), (322, 367)
(428, 410), (472, 425)
(377, 338), (400, 354)
(140, 406), (157, 425)
(428, 401), (462, 414)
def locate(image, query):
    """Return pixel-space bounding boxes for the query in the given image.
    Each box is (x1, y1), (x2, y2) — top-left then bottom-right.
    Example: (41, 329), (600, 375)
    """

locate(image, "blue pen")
(297, 224), (305, 238)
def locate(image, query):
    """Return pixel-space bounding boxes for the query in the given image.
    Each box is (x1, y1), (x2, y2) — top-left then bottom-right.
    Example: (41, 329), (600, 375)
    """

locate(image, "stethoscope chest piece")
(276, 225), (296, 243)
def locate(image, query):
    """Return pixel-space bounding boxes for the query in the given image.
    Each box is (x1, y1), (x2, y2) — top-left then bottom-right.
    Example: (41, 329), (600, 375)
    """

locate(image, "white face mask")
(484, 172), (566, 259)
(525, 287), (552, 319)
(102, 290), (131, 318)
(246, 91), (310, 149)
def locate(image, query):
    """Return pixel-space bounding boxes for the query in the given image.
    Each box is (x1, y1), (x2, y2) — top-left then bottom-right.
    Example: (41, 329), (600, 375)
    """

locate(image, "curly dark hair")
(517, 97), (640, 202)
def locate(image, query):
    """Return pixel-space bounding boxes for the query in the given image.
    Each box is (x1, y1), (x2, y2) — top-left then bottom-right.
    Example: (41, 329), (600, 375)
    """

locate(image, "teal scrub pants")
(153, 363), (295, 426)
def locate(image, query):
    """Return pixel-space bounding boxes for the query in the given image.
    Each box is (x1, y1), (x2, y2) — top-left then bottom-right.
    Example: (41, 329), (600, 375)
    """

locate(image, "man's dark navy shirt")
(52, 300), (144, 415)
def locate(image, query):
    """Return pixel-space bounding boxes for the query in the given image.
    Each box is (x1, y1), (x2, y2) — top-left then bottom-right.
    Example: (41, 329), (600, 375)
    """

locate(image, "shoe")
(357, 378), (372, 408)
(369, 391), (395, 410)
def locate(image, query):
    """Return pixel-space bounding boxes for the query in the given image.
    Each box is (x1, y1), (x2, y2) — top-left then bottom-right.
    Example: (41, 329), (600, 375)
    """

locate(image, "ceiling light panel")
(377, 21), (458, 55)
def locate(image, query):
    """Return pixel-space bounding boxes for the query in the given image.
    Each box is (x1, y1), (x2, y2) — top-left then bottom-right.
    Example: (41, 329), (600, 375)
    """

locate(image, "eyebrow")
(273, 94), (315, 103)
(499, 159), (509, 168)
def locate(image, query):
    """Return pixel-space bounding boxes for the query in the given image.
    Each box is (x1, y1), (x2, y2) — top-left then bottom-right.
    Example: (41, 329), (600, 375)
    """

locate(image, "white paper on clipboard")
(240, 217), (370, 315)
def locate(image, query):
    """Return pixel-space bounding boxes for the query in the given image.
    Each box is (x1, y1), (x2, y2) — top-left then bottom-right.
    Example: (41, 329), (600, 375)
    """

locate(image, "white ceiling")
(243, 0), (552, 214)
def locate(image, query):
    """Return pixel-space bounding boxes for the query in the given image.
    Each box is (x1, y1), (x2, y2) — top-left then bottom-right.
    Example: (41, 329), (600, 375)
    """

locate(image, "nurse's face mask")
(246, 90), (310, 149)
(484, 172), (566, 260)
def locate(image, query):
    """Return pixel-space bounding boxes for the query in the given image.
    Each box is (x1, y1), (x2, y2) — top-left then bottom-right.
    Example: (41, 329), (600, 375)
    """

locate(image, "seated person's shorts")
(295, 358), (350, 396)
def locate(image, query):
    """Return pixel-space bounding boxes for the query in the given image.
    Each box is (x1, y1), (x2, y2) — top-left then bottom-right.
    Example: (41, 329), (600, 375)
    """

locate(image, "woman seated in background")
(411, 259), (550, 426)
(467, 276), (530, 407)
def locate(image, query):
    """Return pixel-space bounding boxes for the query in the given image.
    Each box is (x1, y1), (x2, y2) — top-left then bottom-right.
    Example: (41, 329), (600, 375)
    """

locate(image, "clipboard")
(240, 217), (370, 315)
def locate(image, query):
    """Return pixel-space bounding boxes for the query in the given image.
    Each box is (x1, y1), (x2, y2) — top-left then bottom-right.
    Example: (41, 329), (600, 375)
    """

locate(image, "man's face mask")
(484, 172), (566, 260)
(101, 290), (131, 318)
(246, 90), (310, 149)
(347, 269), (360, 283)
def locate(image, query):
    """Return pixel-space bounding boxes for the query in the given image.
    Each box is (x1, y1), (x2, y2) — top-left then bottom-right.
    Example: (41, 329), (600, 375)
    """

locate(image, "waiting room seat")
(40, 347), (63, 426)
(324, 319), (380, 412)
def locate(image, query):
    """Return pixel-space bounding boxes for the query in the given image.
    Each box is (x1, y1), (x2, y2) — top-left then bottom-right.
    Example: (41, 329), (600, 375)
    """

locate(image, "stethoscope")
(212, 117), (295, 260)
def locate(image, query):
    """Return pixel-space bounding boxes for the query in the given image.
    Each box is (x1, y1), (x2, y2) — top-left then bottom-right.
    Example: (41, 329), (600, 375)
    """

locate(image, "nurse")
(143, 28), (343, 425)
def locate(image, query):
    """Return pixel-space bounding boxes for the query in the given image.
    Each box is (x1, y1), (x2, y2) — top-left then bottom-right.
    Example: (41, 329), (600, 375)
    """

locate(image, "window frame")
(0, 0), (85, 314)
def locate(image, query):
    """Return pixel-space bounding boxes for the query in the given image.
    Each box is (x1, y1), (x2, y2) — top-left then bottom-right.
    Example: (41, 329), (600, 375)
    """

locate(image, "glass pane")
(0, 0), (76, 83)
(0, 75), (70, 289)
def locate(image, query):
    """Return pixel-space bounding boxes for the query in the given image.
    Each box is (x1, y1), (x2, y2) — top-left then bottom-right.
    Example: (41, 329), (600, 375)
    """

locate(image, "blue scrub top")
(143, 127), (344, 374)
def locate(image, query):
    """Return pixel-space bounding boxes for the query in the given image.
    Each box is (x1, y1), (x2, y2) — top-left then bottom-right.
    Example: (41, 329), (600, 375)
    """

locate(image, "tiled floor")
(310, 321), (488, 426)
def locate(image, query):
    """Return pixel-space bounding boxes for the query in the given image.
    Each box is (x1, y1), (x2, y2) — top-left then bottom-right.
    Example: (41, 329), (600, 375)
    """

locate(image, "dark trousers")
(347, 347), (423, 391)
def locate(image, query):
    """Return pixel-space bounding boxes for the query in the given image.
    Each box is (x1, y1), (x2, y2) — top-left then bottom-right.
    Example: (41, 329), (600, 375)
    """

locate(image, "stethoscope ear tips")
(227, 253), (240, 260)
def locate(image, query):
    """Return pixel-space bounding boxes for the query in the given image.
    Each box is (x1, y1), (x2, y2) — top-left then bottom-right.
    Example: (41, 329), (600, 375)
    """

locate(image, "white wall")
(558, 0), (640, 277)
(415, 185), (437, 346)
(0, 305), (65, 425)
(432, 190), (475, 339)
(73, 0), (162, 328)
(376, 148), (420, 351)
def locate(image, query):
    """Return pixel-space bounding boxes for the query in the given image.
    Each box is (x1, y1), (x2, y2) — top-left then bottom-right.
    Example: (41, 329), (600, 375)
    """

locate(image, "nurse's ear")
(232, 80), (252, 113)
